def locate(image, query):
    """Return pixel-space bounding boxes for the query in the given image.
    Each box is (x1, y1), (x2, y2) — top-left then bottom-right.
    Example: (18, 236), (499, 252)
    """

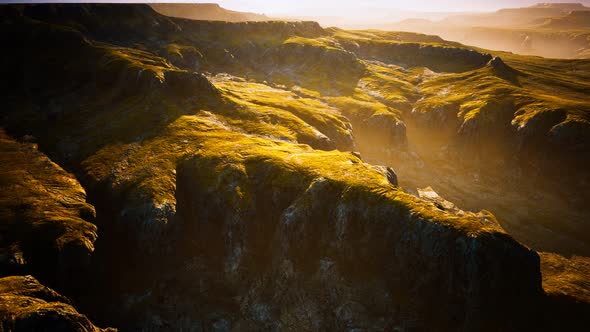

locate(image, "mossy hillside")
(81, 113), (362, 245)
(179, 20), (326, 48)
(0, 132), (97, 287)
(245, 42), (366, 94)
(164, 43), (203, 70)
(537, 252), (590, 330)
(212, 72), (410, 150)
(2, 16), (222, 172)
(217, 25), (585, 142)
(328, 28), (449, 45)
(167, 126), (542, 330)
(540, 252), (590, 302)
(138, 19), (365, 94)
(214, 79), (355, 150)
(0, 275), (114, 331)
(412, 53), (590, 158)
(99, 45), (177, 83)
(336, 38), (492, 73)
(79, 103), (515, 256)
(357, 62), (419, 109)
(2, 14), (215, 100)
(282, 35), (341, 50)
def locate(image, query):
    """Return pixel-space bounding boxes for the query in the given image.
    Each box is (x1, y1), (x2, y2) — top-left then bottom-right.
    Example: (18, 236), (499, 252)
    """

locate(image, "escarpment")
(1, 3), (589, 331)
(119, 133), (543, 331)
(340, 38), (493, 73)
(0, 134), (112, 330)
(0, 275), (114, 331)
(0, 133), (97, 289)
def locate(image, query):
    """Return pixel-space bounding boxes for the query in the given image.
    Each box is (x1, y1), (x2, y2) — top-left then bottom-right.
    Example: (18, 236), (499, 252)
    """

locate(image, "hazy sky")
(172, 0), (590, 14)
(5, 1), (590, 15)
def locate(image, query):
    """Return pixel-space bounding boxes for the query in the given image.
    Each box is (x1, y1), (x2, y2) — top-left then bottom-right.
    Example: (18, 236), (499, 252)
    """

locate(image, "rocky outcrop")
(487, 56), (521, 84)
(0, 275), (114, 331)
(362, 112), (408, 147)
(113, 138), (544, 331)
(344, 39), (492, 72)
(538, 252), (590, 331)
(0, 132), (97, 290)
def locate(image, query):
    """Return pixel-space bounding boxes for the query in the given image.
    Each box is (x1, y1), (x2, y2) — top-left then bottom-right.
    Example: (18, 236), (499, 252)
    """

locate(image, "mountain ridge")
(150, 2), (269, 22)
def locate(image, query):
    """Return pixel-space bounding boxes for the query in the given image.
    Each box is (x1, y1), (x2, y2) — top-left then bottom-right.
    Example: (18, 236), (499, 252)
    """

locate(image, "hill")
(1, 3), (589, 331)
(541, 10), (590, 28)
(384, 3), (590, 58)
(444, 2), (590, 28)
(150, 2), (268, 22)
(530, 2), (589, 10)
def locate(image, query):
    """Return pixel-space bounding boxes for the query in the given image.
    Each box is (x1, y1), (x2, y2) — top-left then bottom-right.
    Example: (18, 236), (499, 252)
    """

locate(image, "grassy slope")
(0, 275), (113, 331)
(0, 131), (97, 281)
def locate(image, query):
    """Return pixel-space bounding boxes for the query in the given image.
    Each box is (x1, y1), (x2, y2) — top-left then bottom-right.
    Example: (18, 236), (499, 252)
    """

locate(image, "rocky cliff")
(0, 132), (97, 289)
(0, 275), (114, 332)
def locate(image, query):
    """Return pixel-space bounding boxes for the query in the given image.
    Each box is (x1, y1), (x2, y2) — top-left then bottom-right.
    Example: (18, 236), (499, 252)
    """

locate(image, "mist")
(143, 1), (590, 58)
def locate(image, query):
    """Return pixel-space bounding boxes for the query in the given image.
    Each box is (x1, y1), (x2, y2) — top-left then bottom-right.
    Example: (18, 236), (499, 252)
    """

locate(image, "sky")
(209, 0), (590, 14)
(3, 1), (590, 15)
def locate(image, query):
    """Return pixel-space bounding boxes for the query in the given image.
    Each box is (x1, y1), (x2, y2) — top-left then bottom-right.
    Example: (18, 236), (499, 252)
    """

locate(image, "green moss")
(539, 252), (590, 303)
(0, 132), (97, 272)
(165, 43), (203, 59)
(100, 45), (177, 81)
(283, 36), (340, 50)
(413, 54), (590, 135)
(214, 79), (354, 149)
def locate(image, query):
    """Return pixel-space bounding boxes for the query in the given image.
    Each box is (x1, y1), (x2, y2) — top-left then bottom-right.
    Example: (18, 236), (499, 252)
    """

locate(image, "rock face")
(488, 56), (520, 83)
(0, 275), (114, 331)
(0, 3), (589, 331)
(343, 39), (493, 72)
(0, 132), (97, 289)
(538, 252), (590, 331)
(121, 146), (542, 331)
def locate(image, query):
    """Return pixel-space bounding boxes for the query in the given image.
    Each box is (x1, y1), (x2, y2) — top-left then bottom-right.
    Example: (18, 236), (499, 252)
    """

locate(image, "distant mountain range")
(442, 2), (590, 27)
(540, 10), (590, 28)
(376, 3), (590, 58)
